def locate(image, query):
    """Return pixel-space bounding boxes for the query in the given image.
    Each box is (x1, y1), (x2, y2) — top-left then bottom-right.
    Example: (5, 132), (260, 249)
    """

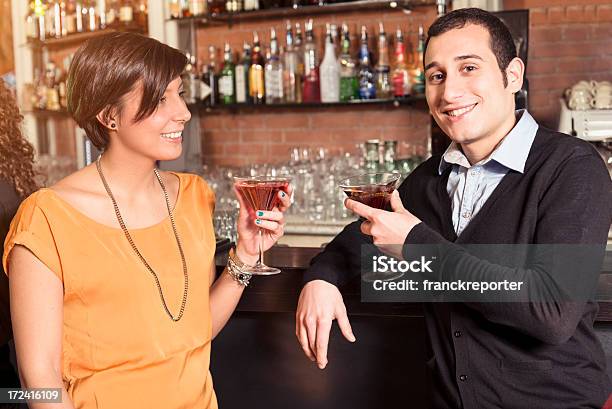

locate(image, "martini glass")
(339, 172), (403, 282)
(339, 172), (401, 210)
(234, 175), (292, 275)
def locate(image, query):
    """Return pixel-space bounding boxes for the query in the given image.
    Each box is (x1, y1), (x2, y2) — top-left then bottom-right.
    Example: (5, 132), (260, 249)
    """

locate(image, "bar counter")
(210, 246), (612, 409)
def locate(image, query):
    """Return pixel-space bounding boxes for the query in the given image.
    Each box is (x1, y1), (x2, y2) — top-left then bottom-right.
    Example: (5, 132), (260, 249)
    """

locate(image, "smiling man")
(295, 8), (612, 408)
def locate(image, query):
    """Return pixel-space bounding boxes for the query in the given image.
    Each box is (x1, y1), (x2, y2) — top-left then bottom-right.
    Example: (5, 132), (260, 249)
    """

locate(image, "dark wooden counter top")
(216, 246), (612, 322)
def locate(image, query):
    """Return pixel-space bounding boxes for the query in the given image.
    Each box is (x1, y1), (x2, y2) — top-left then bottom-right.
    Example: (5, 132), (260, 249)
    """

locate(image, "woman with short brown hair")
(3, 32), (290, 409)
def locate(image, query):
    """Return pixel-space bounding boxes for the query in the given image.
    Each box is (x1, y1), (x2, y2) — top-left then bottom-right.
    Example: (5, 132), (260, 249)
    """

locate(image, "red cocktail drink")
(339, 172), (400, 210)
(234, 175), (292, 275)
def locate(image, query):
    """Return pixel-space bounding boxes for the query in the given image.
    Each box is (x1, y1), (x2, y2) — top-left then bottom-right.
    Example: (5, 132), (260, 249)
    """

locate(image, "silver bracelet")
(227, 248), (252, 287)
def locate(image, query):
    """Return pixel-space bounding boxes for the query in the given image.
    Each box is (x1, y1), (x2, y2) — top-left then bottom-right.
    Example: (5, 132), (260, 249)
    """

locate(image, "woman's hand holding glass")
(234, 185), (293, 267)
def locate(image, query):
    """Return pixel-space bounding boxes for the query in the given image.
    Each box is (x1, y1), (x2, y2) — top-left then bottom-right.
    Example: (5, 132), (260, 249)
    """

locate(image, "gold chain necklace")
(96, 154), (188, 322)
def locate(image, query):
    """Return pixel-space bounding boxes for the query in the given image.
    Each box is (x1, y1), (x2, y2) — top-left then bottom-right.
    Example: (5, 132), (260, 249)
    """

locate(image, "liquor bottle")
(135, 0), (148, 26)
(86, 0), (98, 31)
(180, 0), (190, 17)
(219, 43), (236, 104)
(98, 0), (107, 29)
(319, 23), (339, 103)
(63, 0), (77, 34)
(45, 63), (61, 111)
(225, 0), (242, 12)
(75, 0), (84, 32)
(391, 27), (411, 98)
(283, 21), (300, 103)
(249, 32), (266, 104)
(265, 28), (284, 104)
(235, 43), (251, 104)
(411, 25), (425, 95)
(167, 0), (181, 18)
(357, 25), (375, 100)
(200, 45), (219, 106)
(182, 53), (199, 104)
(51, 0), (65, 38)
(242, 0), (258, 10)
(375, 22), (392, 99)
(119, 0), (134, 25)
(302, 19), (320, 103)
(208, 0), (224, 14)
(294, 22), (304, 102)
(27, 0), (47, 40)
(338, 23), (358, 102)
(45, 0), (56, 38)
(339, 23), (358, 102)
(25, 1), (38, 40)
(105, 0), (119, 27)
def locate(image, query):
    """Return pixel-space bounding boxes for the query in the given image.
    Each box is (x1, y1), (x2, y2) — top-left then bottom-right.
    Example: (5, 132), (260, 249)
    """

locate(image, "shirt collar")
(438, 109), (538, 175)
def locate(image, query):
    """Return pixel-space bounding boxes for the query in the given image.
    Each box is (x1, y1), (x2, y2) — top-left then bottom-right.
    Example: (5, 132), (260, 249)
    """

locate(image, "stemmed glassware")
(234, 175), (292, 275)
(339, 172), (403, 282)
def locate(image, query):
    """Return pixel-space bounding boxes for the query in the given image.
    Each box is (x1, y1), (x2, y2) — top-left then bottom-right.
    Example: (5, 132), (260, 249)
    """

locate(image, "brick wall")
(198, 1), (612, 166)
(196, 7), (437, 166)
(504, 0), (612, 128)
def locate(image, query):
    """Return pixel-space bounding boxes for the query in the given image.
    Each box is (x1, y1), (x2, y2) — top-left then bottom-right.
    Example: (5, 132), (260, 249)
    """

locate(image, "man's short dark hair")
(67, 32), (187, 150)
(424, 8), (517, 87)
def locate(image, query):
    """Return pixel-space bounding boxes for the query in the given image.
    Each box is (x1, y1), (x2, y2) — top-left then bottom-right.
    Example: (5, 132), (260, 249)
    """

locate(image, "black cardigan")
(304, 127), (612, 408)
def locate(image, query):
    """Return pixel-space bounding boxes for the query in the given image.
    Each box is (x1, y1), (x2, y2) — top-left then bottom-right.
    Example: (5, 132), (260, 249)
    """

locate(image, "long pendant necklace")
(96, 154), (188, 322)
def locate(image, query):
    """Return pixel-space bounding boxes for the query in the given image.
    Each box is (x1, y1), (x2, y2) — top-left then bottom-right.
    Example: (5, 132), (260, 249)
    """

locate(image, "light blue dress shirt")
(438, 110), (539, 236)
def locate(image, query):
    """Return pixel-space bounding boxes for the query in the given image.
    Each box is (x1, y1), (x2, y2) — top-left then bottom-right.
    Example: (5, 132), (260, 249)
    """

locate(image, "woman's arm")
(8, 246), (75, 409)
(209, 187), (291, 339)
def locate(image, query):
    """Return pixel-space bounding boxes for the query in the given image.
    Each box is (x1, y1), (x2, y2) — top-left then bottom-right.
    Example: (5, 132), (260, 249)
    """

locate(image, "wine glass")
(234, 175), (292, 275)
(339, 172), (403, 282)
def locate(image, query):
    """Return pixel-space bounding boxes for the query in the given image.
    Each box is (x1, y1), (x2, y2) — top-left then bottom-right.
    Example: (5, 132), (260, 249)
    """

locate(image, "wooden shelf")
(26, 109), (71, 118)
(26, 25), (146, 49)
(197, 95), (426, 113)
(171, 0), (434, 26)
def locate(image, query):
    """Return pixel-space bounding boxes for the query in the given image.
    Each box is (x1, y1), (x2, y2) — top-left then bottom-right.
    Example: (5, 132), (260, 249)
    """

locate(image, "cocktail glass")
(339, 172), (403, 282)
(339, 172), (401, 210)
(234, 175), (292, 275)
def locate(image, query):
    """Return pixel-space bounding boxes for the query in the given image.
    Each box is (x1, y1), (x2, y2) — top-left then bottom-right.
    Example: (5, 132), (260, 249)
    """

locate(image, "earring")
(110, 123), (116, 129)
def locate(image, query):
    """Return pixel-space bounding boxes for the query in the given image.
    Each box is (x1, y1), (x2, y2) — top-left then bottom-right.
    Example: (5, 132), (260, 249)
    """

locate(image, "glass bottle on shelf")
(411, 25), (425, 95)
(119, 0), (134, 26)
(202, 45), (218, 106)
(98, 0), (107, 29)
(265, 28), (284, 104)
(319, 23), (339, 103)
(235, 42), (251, 104)
(135, 0), (148, 27)
(339, 23), (358, 102)
(225, 0), (242, 12)
(391, 27), (411, 98)
(302, 18), (320, 103)
(357, 25), (375, 100)
(181, 0), (190, 17)
(182, 52), (199, 104)
(243, 0), (259, 11)
(294, 22), (304, 103)
(209, 0), (224, 13)
(45, 0), (56, 38)
(35, 68), (47, 109)
(219, 43), (236, 104)
(375, 22), (392, 99)
(283, 20), (300, 104)
(167, 0), (181, 18)
(87, 0), (98, 32)
(105, 0), (119, 27)
(26, 0), (45, 40)
(63, 0), (77, 34)
(51, 0), (65, 38)
(58, 57), (71, 109)
(45, 62), (61, 111)
(249, 31), (266, 104)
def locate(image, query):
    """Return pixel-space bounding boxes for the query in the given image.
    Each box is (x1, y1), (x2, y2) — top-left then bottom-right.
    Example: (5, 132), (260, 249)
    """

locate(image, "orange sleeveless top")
(2, 172), (218, 409)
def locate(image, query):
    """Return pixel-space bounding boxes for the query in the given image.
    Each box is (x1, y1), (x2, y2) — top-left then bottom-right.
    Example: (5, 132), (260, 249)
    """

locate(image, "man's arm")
(404, 152), (612, 345)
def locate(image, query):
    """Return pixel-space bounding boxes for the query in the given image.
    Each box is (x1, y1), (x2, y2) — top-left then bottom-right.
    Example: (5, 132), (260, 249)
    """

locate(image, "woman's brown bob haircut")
(67, 32), (187, 150)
